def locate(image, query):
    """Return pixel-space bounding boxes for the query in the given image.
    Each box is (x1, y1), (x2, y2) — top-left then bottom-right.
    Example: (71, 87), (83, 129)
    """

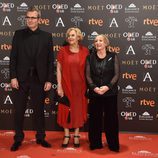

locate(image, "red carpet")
(0, 131), (158, 158)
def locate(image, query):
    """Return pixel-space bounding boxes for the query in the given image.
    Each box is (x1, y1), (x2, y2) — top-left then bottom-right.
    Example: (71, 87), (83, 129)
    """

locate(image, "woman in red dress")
(57, 27), (89, 148)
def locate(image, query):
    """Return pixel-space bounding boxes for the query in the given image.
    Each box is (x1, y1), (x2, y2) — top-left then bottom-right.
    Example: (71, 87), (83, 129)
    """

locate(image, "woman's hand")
(94, 87), (101, 94)
(99, 86), (109, 95)
(57, 85), (64, 97)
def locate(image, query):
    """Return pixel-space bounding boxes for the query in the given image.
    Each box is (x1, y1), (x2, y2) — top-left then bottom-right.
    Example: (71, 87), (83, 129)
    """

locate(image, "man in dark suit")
(9, 7), (54, 151)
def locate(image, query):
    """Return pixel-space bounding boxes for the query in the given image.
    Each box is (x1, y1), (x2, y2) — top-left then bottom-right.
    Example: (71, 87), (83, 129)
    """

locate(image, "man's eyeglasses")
(25, 16), (39, 20)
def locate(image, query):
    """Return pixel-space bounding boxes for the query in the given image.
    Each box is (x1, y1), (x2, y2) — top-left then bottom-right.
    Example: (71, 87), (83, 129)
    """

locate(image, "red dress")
(57, 45), (89, 128)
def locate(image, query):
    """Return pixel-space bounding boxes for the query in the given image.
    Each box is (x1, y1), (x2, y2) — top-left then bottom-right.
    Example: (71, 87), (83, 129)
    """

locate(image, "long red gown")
(57, 45), (89, 128)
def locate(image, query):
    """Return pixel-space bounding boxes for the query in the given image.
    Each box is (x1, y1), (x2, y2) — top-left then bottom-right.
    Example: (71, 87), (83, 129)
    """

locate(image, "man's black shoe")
(36, 139), (51, 148)
(109, 147), (119, 152)
(10, 141), (22, 151)
(89, 144), (103, 150)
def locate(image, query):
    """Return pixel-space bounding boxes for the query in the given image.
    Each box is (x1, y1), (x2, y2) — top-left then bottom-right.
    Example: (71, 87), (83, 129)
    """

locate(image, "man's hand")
(11, 78), (19, 89)
(44, 82), (52, 91)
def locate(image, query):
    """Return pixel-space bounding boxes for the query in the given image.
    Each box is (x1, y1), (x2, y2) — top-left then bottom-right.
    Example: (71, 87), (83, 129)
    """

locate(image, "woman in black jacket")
(86, 34), (120, 152)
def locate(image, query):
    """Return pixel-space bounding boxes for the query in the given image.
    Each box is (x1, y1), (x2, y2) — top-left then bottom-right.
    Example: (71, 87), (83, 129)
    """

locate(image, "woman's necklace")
(97, 50), (106, 59)
(69, 45), (79, 53)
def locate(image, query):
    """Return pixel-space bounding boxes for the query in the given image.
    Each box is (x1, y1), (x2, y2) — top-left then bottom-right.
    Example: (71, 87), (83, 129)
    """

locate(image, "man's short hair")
(27, 6), (41, 18)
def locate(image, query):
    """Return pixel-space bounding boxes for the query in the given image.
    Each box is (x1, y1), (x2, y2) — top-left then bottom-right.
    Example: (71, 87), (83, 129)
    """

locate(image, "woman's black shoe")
(73, 135), (80, 148)
(10, 141), (22, 151)
(61, 135), (70, 148)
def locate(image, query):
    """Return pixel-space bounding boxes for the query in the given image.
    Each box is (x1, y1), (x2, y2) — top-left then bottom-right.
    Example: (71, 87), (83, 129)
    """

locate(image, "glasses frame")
(25, 16), (39, 20)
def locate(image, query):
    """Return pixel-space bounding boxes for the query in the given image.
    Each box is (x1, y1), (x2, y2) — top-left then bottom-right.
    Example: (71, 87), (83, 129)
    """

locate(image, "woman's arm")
(108, 54), (120, 88)
(57, 61), (64, 97)
(85, 56), (101, 94)
(100, 54), (120, 94)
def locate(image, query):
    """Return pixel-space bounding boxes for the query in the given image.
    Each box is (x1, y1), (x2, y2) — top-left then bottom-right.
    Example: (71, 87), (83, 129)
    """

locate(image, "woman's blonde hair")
(66, 27), (83, 41)
(94, 34), (110, 46)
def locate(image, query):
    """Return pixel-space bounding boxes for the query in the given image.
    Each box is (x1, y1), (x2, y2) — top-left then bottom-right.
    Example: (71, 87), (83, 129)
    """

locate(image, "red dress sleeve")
(57, 47), (65, 64)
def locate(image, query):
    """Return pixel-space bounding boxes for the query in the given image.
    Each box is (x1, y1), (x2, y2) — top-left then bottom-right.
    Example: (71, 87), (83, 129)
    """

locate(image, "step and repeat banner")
(0, 0), (158, 133)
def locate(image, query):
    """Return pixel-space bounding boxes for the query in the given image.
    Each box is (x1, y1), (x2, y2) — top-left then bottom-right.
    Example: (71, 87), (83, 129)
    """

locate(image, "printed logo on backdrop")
(139, 87), (156, 93)
(55, 17), (65, 27)
(107, 46), (120, 53)
(140, 59), (157, 69)
(52, 4), (68, 13)
(141, 32), (156, 41)
(1, 16), (12, 26)
(52, 32), (65, 38)
(38, 18), (50, 26)
(17, 3), (28, 12)
(88, 44), (94, 50)
(144, 18), (158, 27)
(44, 110), (50, 118)
(3, 95), (13, 105)
(122, 32), (139, 41)
(87, 5), (105, 11)
(139, 112), (154, 121)
(0, 82), (12, 91)
(0, 31), (14, 37)
(132, 150), (158, 157)
(0, 2), (14, 12)
(52, 83), (57, 90)
(142, 44), (155, 55)
(0, 43), (12, 51)
(122, 97), (135, 108)
(122, 85), (137, 94)
(125, 3), (139, 13)
(34, 4), (51, 11)
(88, 31), (98, 41)
(70, 4), (85, 13)
(105, 4), (123, 13)
(143, 72), (152, 82)
(24, 108), (33, 117)
(0, 56), (10, 66)
(125, 45), (136, 55)
(71, 16), (83, 27)
(122, 72), (137, 80)
(88, 18), (104, 26)
(44, 97), (51, 106)
(140, 99), (155, 107)
(121, 111), (137, 120)
(1, 68), (9, 79)
(121, 60), (138, 66)
(0, 108), (12, 115)
(109, 18), (119, 27)
(51, 110), (57, 116)
(17, 15), (26, 27)
(105, 33), (121, 39)
(125, 16), (137, 28)
(53, 45), (61, 52)
(143, 5), (158, 11)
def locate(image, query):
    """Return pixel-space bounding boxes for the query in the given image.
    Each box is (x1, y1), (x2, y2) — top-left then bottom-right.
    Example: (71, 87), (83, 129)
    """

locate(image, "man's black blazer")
(10, 28), (54, 83)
